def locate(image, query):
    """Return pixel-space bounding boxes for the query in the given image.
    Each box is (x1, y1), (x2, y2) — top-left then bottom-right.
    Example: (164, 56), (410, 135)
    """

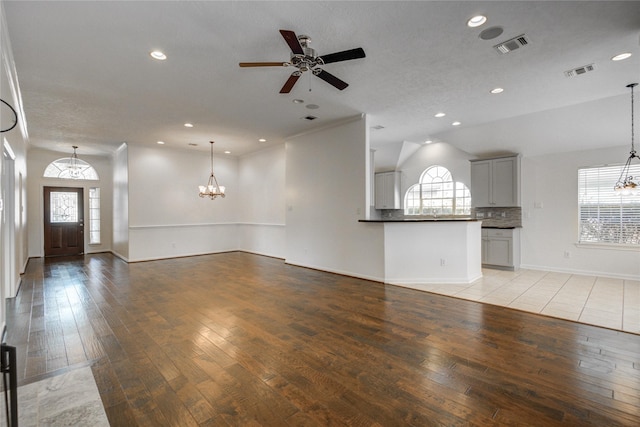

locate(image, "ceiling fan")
(239, 30), (365, 94)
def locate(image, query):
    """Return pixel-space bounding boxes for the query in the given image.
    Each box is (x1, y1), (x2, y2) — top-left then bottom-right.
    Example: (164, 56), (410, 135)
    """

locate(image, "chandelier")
(198, 141), (225, 199)
(67, 146), (83, 179)
(614, 83), (639, 194)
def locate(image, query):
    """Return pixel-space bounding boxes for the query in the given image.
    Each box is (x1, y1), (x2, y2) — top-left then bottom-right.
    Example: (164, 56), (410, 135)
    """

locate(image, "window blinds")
(578, 164), (640, 245)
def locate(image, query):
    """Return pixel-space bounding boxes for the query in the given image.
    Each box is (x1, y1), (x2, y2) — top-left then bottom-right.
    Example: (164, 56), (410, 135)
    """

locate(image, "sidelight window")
(89, 187), (101, 244)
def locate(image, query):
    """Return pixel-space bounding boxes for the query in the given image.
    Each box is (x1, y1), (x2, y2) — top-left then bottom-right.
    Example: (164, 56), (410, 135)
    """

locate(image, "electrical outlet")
(501, 212), (506, 218)
(564, 251), (571, 259)
(440, 258), (446, 266)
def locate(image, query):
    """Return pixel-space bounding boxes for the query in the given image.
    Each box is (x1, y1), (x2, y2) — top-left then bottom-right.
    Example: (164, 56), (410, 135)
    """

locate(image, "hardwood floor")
(5, 252), (640, 426)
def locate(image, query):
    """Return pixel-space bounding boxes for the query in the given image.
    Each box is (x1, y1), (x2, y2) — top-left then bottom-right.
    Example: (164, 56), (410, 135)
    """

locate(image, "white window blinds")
(578, 164), (640, 245)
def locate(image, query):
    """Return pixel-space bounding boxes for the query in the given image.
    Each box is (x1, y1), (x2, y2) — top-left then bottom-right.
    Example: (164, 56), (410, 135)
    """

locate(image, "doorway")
(43, 186), (84, 256)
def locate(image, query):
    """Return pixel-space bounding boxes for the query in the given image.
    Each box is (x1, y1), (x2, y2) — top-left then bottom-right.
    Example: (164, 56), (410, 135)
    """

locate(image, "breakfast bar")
(359, 218), (482, 286)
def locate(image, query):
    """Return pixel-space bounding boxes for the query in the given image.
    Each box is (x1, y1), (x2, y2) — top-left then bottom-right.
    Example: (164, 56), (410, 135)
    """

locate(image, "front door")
(44, 187), (84, 256)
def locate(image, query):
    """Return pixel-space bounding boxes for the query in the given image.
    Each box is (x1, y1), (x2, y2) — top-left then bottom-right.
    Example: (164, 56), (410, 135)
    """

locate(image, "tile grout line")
(539, 273), (573, 314)
(576, 275), (598, 323)
(507, 270), (552, 310)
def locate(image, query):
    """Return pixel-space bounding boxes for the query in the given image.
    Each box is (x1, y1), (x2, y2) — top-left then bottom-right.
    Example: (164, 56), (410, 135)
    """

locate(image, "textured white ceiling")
(3, 1), (639, 167)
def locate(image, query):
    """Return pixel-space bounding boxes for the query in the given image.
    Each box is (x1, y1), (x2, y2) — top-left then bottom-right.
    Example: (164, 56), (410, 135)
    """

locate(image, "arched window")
(405, 165), (471, 216)
(43, 157), (99, 180)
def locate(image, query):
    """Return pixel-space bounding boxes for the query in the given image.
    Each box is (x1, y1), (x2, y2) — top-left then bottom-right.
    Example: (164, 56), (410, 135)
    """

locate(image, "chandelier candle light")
(199, 141), (225, 199)
(614, 83), (639, 195)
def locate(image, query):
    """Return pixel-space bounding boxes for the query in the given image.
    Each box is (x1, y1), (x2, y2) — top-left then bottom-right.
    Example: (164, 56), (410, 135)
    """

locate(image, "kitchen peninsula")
(359, 218), (482, 287)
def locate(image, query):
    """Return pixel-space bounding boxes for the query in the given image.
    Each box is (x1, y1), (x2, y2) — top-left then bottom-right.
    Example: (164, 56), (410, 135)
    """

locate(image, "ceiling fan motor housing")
(290, 35), (322, 72)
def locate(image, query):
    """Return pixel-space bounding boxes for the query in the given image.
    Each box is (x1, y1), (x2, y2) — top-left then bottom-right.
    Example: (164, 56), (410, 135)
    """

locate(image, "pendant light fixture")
(67, 146), (83, 179)
(614, 83), (639, 194)
(198, 141), (226, 199)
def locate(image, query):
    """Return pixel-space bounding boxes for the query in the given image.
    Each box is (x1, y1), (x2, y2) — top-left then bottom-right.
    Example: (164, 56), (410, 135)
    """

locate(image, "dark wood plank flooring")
(5, 252), (640, 426)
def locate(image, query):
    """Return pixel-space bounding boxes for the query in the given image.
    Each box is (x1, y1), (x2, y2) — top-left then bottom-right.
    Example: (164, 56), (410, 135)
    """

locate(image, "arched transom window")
(43, 157), (99, 180)
(405, 165), (471, 216)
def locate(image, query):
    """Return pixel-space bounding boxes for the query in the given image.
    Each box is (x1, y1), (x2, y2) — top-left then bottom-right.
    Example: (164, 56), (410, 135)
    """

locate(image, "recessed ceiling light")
(150, 50), (167, 60)
(452, 121), (462, 126)
(157, 141), (165, 145)
(490, 87), (504, 94)
(611, 52), (632, 61)
(293, 99), (304, 104)
(258, 138), (267, 142)
(188, 143), (197, 146)
(306, 104), (320, 110)
(425, 140), (433, 144)
(434, 112), (446, 118)
(184, 123), (194, 128)
(467, 15), (487, 28)
(224, 151), (231, 154)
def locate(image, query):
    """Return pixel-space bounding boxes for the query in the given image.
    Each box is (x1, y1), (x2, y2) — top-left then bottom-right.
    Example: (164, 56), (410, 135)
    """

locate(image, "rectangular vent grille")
(564, 64), (595, 78)
(494, 34), (530, 54)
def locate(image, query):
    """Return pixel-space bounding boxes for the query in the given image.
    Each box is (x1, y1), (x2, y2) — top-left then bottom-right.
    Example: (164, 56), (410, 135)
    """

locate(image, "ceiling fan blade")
(280, 73), (301, 94)
(315, 70), (349, 90)
(279, 30), (304, 55)
(239, 62), (286, 67)
(319, 47), (366, 64)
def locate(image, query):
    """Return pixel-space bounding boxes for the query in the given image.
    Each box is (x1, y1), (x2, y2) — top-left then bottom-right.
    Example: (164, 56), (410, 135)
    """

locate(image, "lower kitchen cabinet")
(481, 228), (520, 270)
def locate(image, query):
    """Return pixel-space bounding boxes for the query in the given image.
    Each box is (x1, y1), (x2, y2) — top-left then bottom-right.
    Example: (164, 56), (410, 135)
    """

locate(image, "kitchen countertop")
(359, 218), (478, 223)
(482, 225), (519, 229)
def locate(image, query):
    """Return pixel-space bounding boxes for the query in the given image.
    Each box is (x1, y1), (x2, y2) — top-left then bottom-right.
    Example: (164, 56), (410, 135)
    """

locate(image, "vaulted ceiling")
(3, 1), (639, 168)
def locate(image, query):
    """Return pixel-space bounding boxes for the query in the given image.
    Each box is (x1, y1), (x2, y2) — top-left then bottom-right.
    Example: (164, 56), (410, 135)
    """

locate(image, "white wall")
(521, 146), (640, 280)
(126, 144), (238, 261)
(285, 116), (385, 281)
(236, 144), (286, 258)
(1, 2), (29, 332)
(399, 141), (475, 197)
(112, 143), (129, 260)
(26, 148), (114, 257)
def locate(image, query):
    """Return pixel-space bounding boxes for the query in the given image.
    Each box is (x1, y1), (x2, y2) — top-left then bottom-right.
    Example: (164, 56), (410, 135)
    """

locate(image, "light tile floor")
(399, 269), (640, 334)
(0, 366), (108, 427)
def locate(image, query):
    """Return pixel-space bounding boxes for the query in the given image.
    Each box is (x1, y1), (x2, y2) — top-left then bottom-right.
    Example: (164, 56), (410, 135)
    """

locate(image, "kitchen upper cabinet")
(375, 171), (401, 209)
(470, 155), (520, 207)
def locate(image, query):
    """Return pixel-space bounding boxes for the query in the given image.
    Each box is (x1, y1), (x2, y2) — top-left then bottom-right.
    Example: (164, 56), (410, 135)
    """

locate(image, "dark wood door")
(44, 187), (84, 256)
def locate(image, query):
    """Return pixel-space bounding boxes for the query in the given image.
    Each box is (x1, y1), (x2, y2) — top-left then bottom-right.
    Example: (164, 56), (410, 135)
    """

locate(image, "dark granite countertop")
(481, 225), (519, 229)
(359, 218), (479, 223)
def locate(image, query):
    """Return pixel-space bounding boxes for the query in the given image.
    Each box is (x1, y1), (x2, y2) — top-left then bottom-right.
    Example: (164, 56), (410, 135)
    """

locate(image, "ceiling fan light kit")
(239, 29), (365, 93)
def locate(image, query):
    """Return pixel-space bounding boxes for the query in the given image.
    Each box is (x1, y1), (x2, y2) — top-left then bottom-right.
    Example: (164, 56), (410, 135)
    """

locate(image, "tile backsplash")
(378, 207), (522, 228)
(472, 207), (522, 228)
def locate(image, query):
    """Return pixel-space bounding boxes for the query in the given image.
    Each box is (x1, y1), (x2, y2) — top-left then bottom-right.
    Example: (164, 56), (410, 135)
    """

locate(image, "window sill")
(575, 242), (640, 252)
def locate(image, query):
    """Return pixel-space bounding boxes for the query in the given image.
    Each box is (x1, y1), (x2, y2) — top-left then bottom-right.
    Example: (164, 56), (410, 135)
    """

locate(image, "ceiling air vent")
(303, 115), (317, 121)
(564, 64), (595, 78)
(493, 34), (530, 54)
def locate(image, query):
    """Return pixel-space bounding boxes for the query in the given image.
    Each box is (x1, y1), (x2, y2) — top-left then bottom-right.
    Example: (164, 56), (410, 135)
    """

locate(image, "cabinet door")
(374, 173), (386, 209)
(481, 238), (489, 264)
(470, 160), (491, 207)
(486, 238), (512, 266)
(492, 157), (517, 207)
(375, 172), (400, 209)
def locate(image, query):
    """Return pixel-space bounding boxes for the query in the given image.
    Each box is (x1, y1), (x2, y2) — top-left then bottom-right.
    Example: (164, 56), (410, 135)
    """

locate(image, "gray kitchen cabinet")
(481, 228), (521, 270)
(375, 171), (401, 209)
(470, 155), (520, 207)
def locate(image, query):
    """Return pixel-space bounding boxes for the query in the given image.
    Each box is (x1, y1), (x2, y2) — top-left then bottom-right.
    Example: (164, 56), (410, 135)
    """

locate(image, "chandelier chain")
(631, 83), (635, 154)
